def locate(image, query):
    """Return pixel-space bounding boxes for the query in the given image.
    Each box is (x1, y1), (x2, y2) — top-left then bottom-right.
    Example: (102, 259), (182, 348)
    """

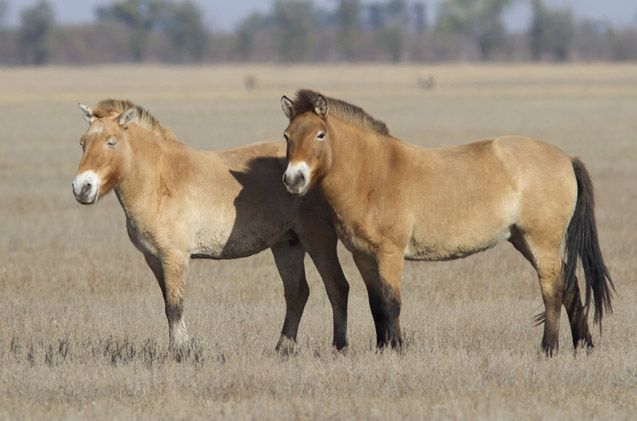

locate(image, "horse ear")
(281, 95), (294, 120)
(118, 108), (136, 129)
(314, 95), (328, 119)
(79, 103), (95, 124)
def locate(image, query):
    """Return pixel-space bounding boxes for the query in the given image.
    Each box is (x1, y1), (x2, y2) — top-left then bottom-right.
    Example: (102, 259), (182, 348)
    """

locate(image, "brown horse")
(72, 99), (350, 354)
(280, 89), (614, 355)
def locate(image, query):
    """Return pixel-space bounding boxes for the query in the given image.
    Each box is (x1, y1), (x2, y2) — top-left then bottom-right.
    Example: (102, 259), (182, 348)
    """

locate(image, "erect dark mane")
(93, 99), (177, 141)
(292, 89), (390, 135)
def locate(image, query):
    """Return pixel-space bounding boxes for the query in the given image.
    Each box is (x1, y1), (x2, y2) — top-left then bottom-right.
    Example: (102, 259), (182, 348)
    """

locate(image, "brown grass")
(1, 64), (636, 419)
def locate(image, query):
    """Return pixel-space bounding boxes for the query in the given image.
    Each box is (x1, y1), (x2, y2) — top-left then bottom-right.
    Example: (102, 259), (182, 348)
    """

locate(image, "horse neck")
(114, 127), (169, 216)
(322, 118), (390, 202)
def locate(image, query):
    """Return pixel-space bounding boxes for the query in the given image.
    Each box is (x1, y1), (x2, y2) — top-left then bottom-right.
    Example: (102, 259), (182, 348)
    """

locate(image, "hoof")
(333, 340), (348, 352)
(275, 336), (296, 356)
(169, 337), (202, 363)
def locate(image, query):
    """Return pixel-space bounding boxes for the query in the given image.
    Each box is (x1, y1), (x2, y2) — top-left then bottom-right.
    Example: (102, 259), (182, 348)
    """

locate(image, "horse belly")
(190, 211), (293, 259)
(404, 227), (511, 261)
(404, 207), (515, 261)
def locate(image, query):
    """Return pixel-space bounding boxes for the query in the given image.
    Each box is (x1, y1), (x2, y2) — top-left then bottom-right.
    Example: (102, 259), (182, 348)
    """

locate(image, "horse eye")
(106, 138), (118, 148)
(316, 132), (326, 141)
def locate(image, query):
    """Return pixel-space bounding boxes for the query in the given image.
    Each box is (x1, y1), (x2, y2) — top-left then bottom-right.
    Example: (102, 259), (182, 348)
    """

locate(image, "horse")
(72, 99), (350, 354)
(279, 89), (614, 355)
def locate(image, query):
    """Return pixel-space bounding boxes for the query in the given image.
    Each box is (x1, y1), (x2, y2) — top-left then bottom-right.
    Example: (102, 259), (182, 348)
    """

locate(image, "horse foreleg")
(144, 252), (190, 354)
(297, 217), (349, 351)
(377, 251), (404, 349)
(354, 251), (403, 349)
(271, 237), (309, 355)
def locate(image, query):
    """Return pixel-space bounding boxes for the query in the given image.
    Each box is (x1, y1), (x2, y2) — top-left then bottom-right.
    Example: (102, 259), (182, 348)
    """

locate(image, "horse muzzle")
(72, 170), (101, 205)
(282, 162), (310, 196)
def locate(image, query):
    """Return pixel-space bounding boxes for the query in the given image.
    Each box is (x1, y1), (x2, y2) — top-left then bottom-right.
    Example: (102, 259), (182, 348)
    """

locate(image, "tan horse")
(280, 89), (614, 355)
(72, 99), (350, 354)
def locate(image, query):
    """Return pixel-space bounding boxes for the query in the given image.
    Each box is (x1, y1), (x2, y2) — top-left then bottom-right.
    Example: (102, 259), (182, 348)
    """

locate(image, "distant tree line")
(1, 0), (636, 65)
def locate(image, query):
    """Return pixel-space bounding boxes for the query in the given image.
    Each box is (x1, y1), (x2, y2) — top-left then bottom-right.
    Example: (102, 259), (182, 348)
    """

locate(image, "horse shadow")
(221, 156), (301, 258)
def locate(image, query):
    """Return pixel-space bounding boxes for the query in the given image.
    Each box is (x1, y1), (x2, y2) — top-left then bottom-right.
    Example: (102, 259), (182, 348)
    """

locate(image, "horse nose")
(81, 182), (92, 196)
(282, 169), (304, 188)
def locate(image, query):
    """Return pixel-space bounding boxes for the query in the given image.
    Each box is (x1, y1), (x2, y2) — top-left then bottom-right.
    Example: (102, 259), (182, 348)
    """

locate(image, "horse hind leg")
(301, 229), (349, 351)
(510, 228), (593, 353)
(271, 234), (309, 355)
(562, 269), (593, 351)
(509, 228), (563, 356)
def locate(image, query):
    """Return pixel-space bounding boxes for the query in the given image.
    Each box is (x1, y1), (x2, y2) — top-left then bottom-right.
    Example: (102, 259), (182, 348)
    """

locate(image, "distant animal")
(280, 89), (614, 356)
(72, 100), (350, 354)
(417, 75), (435, 90)
(244, 75), (259, 91)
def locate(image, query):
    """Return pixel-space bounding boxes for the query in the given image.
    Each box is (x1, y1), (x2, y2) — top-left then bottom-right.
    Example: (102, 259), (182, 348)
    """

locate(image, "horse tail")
(563, 158), (615, 332)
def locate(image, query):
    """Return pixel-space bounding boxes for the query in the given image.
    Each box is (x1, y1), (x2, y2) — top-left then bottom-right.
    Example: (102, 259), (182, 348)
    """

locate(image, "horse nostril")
(297, 171), (305, 181)
(282, 173), (289, 186)
(81, 183), (92, 196)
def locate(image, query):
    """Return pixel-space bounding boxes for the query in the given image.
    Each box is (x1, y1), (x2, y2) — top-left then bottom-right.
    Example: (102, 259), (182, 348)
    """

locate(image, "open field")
(1, 64), (636, 419)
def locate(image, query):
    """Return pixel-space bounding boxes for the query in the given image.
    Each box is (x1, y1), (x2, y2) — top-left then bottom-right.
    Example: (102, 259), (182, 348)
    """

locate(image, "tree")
(436, 0), (515, 60)
(0, 0), (8, 28)
(236, 12), (269, 61)
(529, 0), (574, 61)
(367, 3), (384, 30)
(414, 2), (427, 34)
(378, 25), (405, 62)
(163, 1), (208, 62)
(377, 0), (408, 62)
(362, 1), (409, 61)
(336, 0), (361, 60)
(96, 0), (168, 61)
(19, 0), (55, 65)
(273, 0), (314, 62)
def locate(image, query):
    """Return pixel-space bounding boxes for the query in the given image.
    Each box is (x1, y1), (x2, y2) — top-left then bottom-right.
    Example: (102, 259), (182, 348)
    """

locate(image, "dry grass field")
(1, 64), (636, 419)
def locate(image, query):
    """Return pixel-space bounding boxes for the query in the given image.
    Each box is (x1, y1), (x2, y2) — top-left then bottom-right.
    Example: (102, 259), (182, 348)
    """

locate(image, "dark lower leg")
(367, 289), (388, 348)
(279, 278), (310, 343)
(384, 295), (403, 349)
(368, 287), (403, 349)
(329, 281), (349, 350)
(166, 300), (189, 352)
(563, 274), (593, 349)
(271, 244), (309, 353)
(542, 295), (562, 356)
(310, 252), (349, 350)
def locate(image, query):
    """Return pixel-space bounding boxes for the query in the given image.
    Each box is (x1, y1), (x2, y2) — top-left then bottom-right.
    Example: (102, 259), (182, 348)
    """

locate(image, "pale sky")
(3, 0), (636, 31)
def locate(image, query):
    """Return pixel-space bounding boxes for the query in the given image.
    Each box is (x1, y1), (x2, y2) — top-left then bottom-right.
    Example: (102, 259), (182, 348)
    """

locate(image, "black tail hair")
(564, 158), (615, 332)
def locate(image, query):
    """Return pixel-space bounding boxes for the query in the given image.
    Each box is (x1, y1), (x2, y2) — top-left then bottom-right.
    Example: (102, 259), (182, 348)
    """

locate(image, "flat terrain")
(1, 64), (636, 419)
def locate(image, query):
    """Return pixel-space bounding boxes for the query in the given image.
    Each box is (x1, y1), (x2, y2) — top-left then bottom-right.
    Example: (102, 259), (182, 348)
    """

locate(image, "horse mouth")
(73, 187), (99, 205)
(75, 194), (98, 205)
(284, 185), (309, 197)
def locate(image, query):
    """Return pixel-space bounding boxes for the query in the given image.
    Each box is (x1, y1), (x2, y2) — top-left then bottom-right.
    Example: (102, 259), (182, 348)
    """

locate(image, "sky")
(3, 0), (637, 32)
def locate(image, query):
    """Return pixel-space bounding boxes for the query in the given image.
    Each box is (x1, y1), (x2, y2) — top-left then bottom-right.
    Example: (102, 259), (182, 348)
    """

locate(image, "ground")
(1, 64), (636, 419)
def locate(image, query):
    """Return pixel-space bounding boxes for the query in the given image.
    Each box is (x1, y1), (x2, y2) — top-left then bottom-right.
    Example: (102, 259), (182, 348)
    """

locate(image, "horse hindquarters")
(510, 157), (613, 355)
